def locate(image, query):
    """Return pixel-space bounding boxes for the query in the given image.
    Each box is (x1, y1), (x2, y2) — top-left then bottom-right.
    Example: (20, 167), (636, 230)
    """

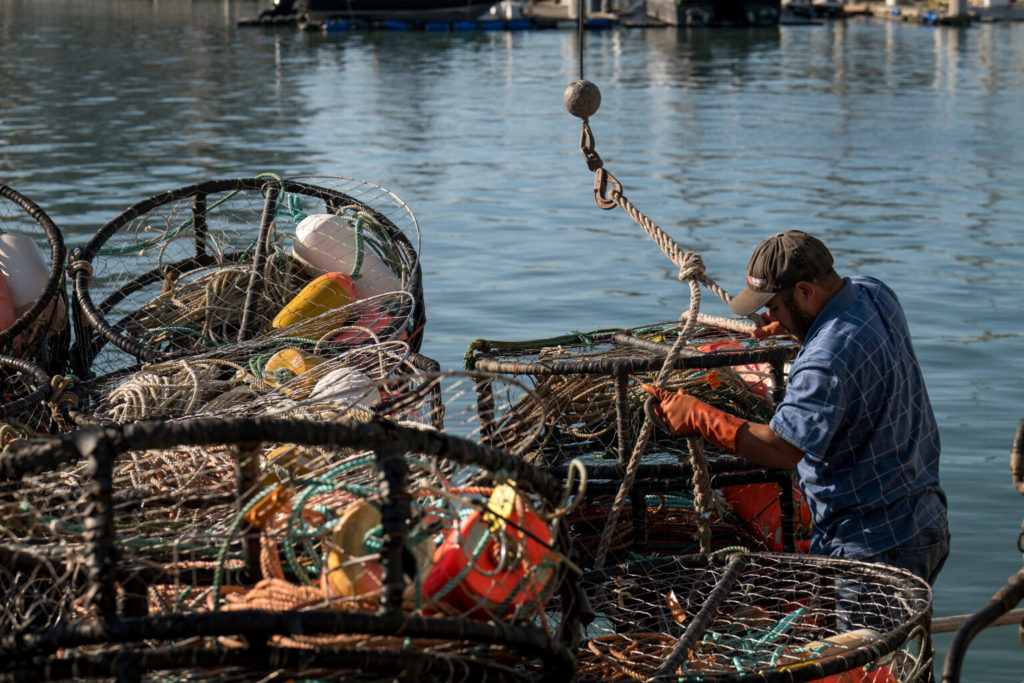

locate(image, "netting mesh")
(0, 184), (70, 390)
(71, 338), (427, 426)
(465, 316), (799, 468)
(466, 316), (812, 561)
(0, 417), (580, 682)
(578, 553), (934, 682)
(70, 176), (424, 381)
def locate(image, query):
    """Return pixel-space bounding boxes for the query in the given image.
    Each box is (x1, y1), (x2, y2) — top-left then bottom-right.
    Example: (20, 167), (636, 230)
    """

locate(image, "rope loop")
(677, 252), (706, 282)
(67, 257), (94, 285)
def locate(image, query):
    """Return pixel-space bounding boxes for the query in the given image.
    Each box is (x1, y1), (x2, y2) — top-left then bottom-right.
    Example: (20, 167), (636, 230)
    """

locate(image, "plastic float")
(268, 271), (357, 340)
(292, 213), (405, 300)
(261, 347), (327, 398)
(422, 484), (558, 620)
(721, 480), (813, 553)
(0, 232), (51, 319)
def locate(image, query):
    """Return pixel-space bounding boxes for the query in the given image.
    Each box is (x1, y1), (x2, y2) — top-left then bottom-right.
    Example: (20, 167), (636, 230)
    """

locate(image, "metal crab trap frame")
(0, 183), (70, 384)
(578, 551), (934, 682)
(0, 416), (585, 682)
(465, 316), (811, 565)
(68, 175), (425, 382)
(0, 354), (73, 440)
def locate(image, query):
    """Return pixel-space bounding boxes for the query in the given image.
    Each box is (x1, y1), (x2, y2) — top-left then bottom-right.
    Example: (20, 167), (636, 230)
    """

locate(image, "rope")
(568, 85), (751, 566)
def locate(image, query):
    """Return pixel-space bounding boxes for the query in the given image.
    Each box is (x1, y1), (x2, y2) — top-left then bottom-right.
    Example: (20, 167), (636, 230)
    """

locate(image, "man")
(643, 230), (949, 585)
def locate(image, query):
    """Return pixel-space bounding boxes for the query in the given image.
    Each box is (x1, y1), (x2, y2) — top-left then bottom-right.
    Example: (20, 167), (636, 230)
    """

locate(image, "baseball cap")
(728, 230), (834, 316)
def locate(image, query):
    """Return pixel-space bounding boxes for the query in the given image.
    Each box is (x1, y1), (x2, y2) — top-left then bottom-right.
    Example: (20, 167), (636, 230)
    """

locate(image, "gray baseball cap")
(729, 230), (834, 316)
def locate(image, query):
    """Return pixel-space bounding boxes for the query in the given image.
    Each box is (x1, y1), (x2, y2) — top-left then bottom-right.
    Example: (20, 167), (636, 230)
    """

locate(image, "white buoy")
(0, 232), (49, 316)
(292, 214), (404, 300)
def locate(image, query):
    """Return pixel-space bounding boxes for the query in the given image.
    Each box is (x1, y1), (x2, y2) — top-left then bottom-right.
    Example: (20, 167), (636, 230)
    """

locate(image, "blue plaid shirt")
(770, 276), (947, 558)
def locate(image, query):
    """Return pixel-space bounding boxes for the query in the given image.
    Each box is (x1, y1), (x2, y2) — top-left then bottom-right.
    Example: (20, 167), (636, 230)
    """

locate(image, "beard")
(782, 293), (817, 343)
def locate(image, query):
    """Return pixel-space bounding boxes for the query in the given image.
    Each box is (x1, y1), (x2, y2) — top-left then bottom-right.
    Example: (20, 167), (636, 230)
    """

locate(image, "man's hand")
(641, 384), (746, 452)
(753, 311), (787, 340)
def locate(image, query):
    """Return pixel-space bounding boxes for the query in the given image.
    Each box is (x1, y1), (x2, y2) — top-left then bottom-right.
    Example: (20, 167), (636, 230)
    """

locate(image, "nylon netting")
(465, 316), (812, 564)
(0, 185), (71, 436)
(69, 176), (424, 382)
(578, 552), (934, 682)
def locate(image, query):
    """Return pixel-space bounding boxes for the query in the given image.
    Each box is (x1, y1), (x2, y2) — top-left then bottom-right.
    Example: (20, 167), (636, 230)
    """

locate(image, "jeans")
(861, 524), (951, 587)
(835, 524), (950, 631)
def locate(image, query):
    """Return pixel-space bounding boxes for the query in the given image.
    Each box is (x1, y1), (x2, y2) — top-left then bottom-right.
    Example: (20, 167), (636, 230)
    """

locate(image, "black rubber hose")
(942, 568), (1024, 682)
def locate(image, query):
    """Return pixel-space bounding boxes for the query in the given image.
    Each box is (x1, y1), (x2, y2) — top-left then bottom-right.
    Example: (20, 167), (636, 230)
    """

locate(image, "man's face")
(766, 286), (816, 343)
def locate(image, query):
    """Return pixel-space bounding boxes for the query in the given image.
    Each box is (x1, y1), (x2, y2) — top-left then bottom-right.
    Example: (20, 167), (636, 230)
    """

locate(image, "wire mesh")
(465, 315), (799, 469)
(69, 176), (425, 381)
(578, 552), (934, 682)
(70, 337), (430, 426)
(0, 416), (582, 682)
(0, 183), (70, 380)
(465, 316), (811, 559)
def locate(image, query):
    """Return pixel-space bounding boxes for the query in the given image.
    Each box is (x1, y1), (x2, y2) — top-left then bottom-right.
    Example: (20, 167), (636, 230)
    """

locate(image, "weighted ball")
(563, 79), (601, 120)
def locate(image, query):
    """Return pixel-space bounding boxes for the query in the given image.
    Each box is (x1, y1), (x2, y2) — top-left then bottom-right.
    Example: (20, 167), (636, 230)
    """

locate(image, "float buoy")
(307, 366), (380, 407)
(261, 348), (326, 398)
(0, 232), (49, 317)
(721, 481), (812, 553)
(422, 492), (557, 619)
(332, 309), (407, 346)
(321, 499), (433, 601)
(293, 213), (404, 300)
(698, 341), (770, 398)
(269, 272), (357, 340)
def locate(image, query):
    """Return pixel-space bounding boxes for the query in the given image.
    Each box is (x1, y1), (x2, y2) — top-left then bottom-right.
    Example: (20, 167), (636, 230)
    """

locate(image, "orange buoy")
(261, 348), (326, 398)
(422, 496), (557, 620)
(721, 481), (812, 553)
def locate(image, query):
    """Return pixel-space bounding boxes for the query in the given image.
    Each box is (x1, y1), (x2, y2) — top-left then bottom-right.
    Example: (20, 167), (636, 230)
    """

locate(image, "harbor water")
(2, 0), (1023, 678)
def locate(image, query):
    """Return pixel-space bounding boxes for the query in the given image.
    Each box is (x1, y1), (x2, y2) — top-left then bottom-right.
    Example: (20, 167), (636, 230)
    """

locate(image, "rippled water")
(2, 0), (1024, 678)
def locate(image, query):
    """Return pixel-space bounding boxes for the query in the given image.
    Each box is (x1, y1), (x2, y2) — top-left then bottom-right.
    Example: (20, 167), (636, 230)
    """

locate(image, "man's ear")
(793, 280), (816, 305)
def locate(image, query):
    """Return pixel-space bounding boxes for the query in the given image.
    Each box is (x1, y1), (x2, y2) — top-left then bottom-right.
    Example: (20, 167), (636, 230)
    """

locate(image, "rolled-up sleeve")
(770, 362), (847, 460)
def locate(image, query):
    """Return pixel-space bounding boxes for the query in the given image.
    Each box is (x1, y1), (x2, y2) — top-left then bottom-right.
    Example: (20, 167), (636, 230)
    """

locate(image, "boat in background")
(247, 0), (498, 24)
(645, 0), (781, 25)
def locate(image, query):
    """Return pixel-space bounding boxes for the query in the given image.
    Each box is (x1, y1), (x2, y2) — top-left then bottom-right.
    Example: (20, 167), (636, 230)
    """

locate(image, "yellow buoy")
(269, 272), (357, 340)
(262, 348), (326, 398)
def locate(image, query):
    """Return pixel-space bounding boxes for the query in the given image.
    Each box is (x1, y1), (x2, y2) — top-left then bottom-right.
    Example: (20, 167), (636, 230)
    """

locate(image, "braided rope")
(579, 120), (743, 565)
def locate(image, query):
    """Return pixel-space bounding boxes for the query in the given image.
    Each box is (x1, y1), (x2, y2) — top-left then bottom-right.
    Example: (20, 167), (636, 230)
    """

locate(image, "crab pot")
(0, 416), (581, 682)
(465, 316), (798, 468)
(549, 460), (812, 566)
(578, 552), (934, 682)
(69, 176), (425, 382)
(465, 317), (808, 558)
(0, 184), (70, 379)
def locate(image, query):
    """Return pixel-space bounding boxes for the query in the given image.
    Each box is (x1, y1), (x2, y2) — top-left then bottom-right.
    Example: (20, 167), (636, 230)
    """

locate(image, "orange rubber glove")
(641, 384), (746, 453)
(753, 311), (787, 340)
